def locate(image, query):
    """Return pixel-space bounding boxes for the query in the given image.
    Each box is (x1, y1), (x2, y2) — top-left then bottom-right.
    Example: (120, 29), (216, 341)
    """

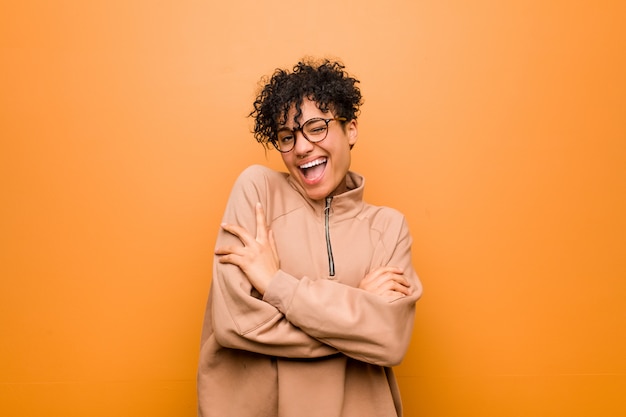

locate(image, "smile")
(299, 157), (327, 181)
(299, 157), (327, 169)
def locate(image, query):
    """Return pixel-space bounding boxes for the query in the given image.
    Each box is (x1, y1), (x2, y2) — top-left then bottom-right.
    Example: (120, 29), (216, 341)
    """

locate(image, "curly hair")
(249, 58), (363, 146)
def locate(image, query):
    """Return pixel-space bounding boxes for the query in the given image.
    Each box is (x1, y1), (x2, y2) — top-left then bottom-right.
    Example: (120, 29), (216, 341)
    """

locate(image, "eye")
(305, 119), (328, 135)
(277, 132), (294, 144)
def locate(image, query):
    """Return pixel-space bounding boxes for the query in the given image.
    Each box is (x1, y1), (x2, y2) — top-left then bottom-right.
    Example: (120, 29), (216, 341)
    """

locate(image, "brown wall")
(1, 1), (625, 416)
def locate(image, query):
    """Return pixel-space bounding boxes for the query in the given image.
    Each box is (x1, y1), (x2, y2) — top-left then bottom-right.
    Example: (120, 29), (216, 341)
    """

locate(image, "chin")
(301, 183), (332, 201)
(305, 190), (326, 202)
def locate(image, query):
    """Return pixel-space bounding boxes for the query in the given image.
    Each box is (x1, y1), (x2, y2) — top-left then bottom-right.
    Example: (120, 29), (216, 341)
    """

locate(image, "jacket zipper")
(324, 196), (335, 277)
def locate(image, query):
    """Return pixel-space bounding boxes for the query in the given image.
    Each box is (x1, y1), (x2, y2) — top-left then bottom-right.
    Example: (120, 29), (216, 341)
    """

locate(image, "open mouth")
(299, 157), (327, 181)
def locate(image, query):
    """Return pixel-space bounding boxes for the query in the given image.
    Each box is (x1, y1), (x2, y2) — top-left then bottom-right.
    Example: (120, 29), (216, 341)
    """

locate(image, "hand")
(359, 266), (412, 300)
(215, 202), (279, 295)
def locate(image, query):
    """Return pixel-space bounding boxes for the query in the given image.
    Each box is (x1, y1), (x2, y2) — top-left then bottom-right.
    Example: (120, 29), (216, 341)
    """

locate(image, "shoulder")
(236, 164), (285, 182)
(228, 165), (289, 201)
(234, 165), (288, 188)
(362, 203), (409, 235)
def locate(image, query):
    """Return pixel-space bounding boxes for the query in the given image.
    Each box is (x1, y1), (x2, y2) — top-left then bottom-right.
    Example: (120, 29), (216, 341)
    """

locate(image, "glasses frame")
(270, 117), (347, 153)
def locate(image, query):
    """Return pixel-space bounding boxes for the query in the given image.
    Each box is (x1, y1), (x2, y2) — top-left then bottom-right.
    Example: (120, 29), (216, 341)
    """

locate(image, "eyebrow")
(278, 117), (325, 130)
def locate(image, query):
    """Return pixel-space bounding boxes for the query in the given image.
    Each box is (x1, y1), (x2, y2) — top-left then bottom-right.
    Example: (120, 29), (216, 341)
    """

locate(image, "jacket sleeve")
(210, 166), (338, 358)
(262, 214), (423, 367)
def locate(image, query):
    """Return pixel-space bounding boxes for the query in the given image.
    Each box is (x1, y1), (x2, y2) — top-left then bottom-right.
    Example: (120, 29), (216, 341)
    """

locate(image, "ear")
(346, 119), (358, 147)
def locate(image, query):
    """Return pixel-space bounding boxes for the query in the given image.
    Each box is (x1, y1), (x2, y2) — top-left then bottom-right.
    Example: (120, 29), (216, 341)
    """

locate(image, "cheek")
(280, 154), (299, 173)
(333, 145), (352, 166)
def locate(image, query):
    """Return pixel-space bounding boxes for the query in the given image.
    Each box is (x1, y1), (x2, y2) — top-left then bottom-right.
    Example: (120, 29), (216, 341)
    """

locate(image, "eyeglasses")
(271, 117), (347, 153)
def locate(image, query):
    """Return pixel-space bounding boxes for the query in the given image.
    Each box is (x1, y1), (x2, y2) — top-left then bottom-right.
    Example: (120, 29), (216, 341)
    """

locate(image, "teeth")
(300, 158), (327, 169)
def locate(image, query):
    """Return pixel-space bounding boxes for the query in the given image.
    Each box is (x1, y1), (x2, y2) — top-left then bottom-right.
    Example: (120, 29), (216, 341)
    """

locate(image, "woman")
(197, 58), (422, 417)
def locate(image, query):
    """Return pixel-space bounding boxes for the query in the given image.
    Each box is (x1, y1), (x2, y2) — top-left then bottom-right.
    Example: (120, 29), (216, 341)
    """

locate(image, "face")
(278, 98), (358, 201)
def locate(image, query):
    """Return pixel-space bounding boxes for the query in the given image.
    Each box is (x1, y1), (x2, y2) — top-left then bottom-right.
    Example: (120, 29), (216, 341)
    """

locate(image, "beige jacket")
(198, 165), (422, 417)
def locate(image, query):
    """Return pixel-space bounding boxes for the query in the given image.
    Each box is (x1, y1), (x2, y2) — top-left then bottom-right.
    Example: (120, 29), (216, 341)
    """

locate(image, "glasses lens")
(275, 130), (295, 152)
(303, 118), (329, 143)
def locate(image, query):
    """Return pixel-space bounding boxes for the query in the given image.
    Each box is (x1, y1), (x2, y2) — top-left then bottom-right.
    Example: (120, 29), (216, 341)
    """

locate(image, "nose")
(293, 130), (314, 156)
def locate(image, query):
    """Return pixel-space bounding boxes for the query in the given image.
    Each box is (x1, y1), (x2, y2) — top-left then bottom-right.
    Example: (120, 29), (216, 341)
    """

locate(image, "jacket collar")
(287, 171), (366, 221)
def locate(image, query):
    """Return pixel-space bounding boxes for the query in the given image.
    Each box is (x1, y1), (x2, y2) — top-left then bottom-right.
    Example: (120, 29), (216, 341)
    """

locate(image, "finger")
(359, 266), (405, 292)
(374, 276), (400, 291)
(370, 270), (404, 286)
(221, 222), (255, 247)
(389, 276), (411, 292)
(383, 266), (404, 275)
(391, 281), (411, 295)
(215, 245), (245, 256)
(377, 266), (404, 274)
(255, 202), (268, 242)
(373, 273), (411, 293)
(360, 267), (390, 285)
(268, 229), (280, 264)
(365, 266), (404, 282)
(390, 274), (411, 288)
(382, 290), (409, 300)
(215, 253), (241, 267)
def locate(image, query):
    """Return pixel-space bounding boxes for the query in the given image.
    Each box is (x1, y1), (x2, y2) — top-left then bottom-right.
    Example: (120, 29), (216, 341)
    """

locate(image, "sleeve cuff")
(262, 270), (299, 314)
